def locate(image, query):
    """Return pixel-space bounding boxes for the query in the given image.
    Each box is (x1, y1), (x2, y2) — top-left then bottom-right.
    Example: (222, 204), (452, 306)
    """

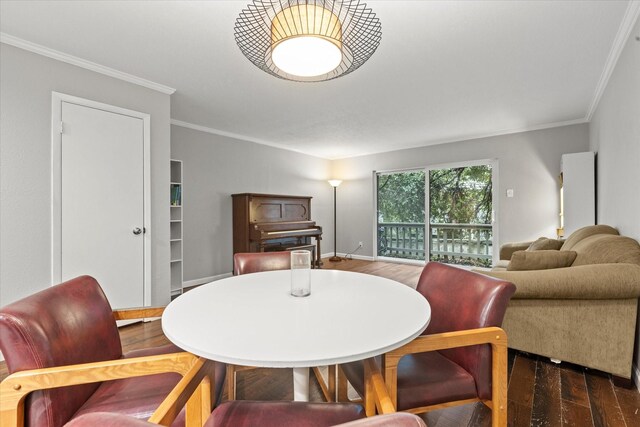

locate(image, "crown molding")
(170, 119), (330, 160)
(0, 32), (176, 95)
(585, 0), (640, 120)
(331, 118), (589, 160)
(172, 117), (587, 161)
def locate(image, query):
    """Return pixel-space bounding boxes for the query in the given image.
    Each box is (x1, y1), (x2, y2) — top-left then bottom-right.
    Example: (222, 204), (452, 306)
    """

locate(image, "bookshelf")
(170, 159), (183, 296)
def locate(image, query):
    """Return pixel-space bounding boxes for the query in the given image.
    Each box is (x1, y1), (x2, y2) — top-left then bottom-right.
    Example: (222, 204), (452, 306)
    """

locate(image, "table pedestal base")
(293, 367), (310, 401)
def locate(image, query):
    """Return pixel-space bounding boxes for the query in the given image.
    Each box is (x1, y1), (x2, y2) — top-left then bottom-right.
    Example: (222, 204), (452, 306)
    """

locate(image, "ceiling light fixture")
(235, 1), (381, 82)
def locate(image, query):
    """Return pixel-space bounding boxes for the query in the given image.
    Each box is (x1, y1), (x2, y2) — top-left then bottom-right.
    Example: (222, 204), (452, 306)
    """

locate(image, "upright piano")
(232, 193), (323, 268)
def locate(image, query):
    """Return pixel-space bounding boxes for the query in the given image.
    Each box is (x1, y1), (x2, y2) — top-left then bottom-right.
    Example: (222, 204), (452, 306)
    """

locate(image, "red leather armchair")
(65, 403), (428, 426)
(0, 275), (225, 427)
(339, 262), (515, 425)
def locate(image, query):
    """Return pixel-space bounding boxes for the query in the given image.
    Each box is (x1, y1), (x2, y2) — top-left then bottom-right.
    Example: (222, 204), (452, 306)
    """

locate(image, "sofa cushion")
(527, 237), (564, 251)
(71, 342), (193, 427)
(340, 351), (478, 412)
(507, 250), (577, 271)
(560, 225), (618, 251)
(571, 235), (640, 266)
(481, 264), (640, 299)
(396, 351), (479, 411)
(492, 260), (509, 271)
(71, 372), (183, 425)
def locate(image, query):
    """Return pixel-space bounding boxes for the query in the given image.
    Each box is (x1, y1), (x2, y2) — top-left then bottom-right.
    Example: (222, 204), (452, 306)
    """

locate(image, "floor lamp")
(328, 180), (343, 262)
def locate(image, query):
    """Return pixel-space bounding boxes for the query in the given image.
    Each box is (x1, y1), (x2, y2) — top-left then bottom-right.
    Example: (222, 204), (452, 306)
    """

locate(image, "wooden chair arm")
(149, 357), (218, 426)
(0, 352), (198, 427)
(387, 327), (507, 360)
(113, 306), (165, 320)
(383, 327), (508, 426)
(363, 358), (395, 416)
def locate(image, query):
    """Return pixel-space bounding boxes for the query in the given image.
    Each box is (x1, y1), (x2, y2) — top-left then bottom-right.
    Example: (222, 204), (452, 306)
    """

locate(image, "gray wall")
(0, 43), (171, 306)
(589, 18), (640, 376)
(332, 124), (590, 257)
(171, 125), (333, 281)
(590, 19), (640, 242)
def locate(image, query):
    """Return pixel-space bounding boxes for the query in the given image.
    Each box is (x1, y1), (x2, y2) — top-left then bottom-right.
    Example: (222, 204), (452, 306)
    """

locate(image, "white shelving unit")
(170, 160), (183, 297)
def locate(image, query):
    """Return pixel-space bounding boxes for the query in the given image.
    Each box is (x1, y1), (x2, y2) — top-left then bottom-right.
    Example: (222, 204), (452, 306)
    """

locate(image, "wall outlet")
(358, 241), (364, 248)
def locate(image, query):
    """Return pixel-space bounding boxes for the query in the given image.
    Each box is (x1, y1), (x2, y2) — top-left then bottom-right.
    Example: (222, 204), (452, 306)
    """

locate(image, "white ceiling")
(0, 1), (634, 159)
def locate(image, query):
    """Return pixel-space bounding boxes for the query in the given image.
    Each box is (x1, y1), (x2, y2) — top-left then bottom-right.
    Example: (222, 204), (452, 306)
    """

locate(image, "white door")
(56, 100), (146, 309)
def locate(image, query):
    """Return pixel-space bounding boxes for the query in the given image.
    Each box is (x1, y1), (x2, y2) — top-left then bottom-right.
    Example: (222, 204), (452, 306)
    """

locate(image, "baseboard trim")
(182, 272), (233, 289)
(376, 256), (426, 266)
(322, 252), (375, 261)
(340, 253), (375, 261)
(633, 363), (640, 392)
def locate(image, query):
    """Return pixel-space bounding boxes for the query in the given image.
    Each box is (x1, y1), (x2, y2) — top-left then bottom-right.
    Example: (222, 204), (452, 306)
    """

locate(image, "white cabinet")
(170, 160), (183, 296)
(561, 152), (595, 236)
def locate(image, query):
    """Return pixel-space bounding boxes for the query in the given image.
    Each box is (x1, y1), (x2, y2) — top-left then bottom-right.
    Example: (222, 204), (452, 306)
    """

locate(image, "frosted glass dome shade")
(272, 36), (342, 77)
(269, 4), (343, 78)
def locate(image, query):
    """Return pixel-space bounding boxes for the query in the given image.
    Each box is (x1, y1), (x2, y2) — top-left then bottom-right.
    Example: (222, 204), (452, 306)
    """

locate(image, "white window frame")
(373, 159), (499, 266)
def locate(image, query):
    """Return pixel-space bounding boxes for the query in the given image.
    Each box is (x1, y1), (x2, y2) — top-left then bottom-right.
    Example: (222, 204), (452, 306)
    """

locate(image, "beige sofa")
(479, 225), (640, 380)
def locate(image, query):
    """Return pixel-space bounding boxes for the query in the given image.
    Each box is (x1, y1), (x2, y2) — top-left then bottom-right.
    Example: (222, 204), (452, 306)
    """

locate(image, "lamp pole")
(328, 180), (342, 262)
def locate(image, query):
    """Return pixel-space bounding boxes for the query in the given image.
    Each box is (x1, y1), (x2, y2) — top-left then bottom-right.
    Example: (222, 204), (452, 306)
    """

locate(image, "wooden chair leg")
(491, 339), (508, 427)
(312, 366), (337, 402)
(364, 358), (395, 415)
(363, 359), (375, 416)
(337, 366), (349, 402)
(184, 360), (216, 427)
(226, 365), (236, 401)
(328, 365), (336, 402)
(200, 375), (212, 420)
(185, 381), (206, 427)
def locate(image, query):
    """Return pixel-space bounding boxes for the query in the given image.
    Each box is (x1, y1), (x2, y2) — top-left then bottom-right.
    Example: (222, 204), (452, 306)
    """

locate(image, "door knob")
(133, 227), (142, 235)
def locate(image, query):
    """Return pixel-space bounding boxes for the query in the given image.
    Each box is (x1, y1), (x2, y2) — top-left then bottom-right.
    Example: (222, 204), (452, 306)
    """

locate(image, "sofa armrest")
(499, 241), (533, 261)
(480, 263), (640, 299)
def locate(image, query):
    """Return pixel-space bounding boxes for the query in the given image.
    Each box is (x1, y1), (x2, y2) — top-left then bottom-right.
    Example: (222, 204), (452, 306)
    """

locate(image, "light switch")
(506, 189), (514, 198)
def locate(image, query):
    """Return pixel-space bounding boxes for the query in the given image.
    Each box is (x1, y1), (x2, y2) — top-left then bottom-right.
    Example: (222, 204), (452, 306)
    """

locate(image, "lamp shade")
(328, 179), (343, 188)
(235, 1), (381, 82)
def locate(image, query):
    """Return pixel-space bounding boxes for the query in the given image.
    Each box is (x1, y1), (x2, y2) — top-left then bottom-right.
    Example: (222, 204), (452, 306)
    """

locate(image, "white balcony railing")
(377, 222), (492, 267)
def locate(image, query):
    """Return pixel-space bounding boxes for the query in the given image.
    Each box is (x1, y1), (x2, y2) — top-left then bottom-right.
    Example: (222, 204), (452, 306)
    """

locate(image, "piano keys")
(232, 193), (323, 268)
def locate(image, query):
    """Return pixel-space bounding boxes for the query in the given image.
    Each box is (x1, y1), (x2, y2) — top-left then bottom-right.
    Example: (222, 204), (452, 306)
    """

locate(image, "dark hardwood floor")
(2, 258), (638, 426)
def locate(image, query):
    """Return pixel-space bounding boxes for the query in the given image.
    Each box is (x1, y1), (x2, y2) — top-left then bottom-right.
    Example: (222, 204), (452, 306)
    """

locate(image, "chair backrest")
(416, 262), (516, 400)
(233, 251), (291, 275)
(0, 276), (123, 427)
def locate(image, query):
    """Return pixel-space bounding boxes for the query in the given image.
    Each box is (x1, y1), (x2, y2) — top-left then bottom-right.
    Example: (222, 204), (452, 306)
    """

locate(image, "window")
(375, 162), (495, 267)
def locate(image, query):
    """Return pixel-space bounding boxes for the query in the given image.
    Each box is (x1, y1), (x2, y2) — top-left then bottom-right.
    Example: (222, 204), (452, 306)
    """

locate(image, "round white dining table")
(162, 269), (431, 401)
